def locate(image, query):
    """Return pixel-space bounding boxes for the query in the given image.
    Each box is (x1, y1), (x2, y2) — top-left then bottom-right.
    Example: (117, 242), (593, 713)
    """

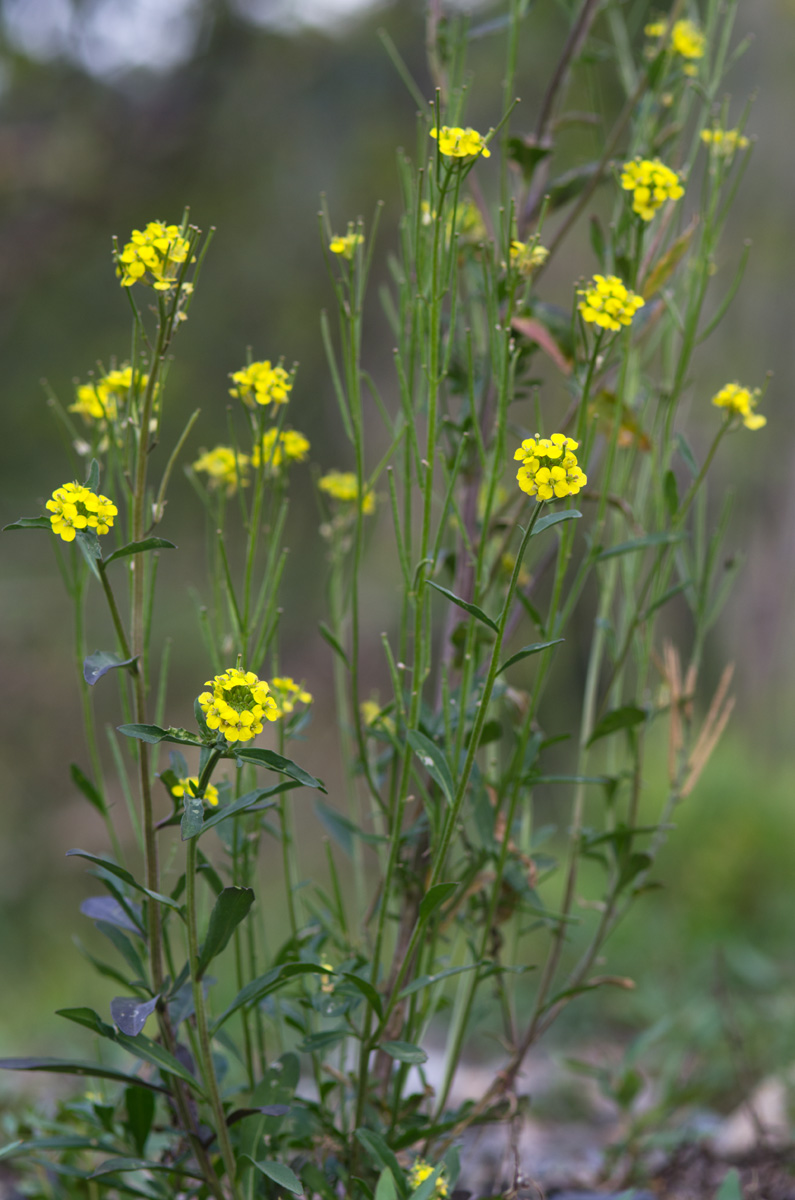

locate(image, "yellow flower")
(360, 698), (395, 735)
(330, 224), (364, 260)
(171, 776), (219, 807)
(70, 365), (152, 423)
(514, 433), (587, 502)
(198, 667), (278, 743)
(229, 360), (293, 408)
(509, 239), (549, 276)
(252, 428), (310, 472)
(711, 382), (766, 430)
(701, 127), (750, 158)
(620, 158), (685, 221)
(269, 676), (313, 718)
(46, 481), (118, 543)
(577, 274), (645, 331)
(193, 446), (250, 494)
(430, 125), (491, 160)
(319, 470), (375, 514)
(115, 221), (190, 291)
(408, 1161), (448, 1198)
(645, 18), (705, 74)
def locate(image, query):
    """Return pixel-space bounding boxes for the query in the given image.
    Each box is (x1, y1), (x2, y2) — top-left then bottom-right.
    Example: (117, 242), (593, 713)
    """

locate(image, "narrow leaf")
(497, 638), (564, 676)
(213, 963), (327, 1033)
(56, 1007), (116, 1039)
(66, 849), (184, 913)
(375, 1168), (398, 1200)
(70, 763), (106, 814)
(125, 1086), (155, 1157)
(715, 1168), (744, 1200)
(427, 580), (498, 631)
(114, 1032), (203, 1093)
(234, 747), (326, 792)
(75, 529), (103, 580)
(3, 516), (51, 531)
(91, 1156), (202, 1180)
(84, 459), (100, 492)
(180, 795), (204, 841)
(595, 532), (682, 561)
(398, 963), (481, 999)
(103, 538), (176, 565)
(531, 509), (581, 537)
(0, 1057), (166, 1092)
(111, 996), (159, 1037)
(84, 651), (138, 687)
(407, 731), (455, 804)
(318, 621), (350, 670)
(80, 896), (143, 936)
(196, 887), (255, 979)
(419, 882), (457, 925)
(587, 705), (646, 747)
(355, 1129), (405, 1187)
(117, 723), (202, 747)
(194, 783), (292, 838)
(379, 1040), (428, 1064)
(642, 219), (697, 299)
(227, 1105), (290, 1126)
(243, 1158), (303, 1196)
(339, 973), (383, 1019)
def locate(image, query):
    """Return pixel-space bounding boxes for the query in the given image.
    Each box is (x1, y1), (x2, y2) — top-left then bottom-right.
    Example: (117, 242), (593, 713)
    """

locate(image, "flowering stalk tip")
(514, 434), (587, 501)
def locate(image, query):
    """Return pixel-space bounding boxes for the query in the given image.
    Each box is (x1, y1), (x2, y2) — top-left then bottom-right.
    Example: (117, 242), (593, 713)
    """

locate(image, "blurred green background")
(1, 0), (794, 1110)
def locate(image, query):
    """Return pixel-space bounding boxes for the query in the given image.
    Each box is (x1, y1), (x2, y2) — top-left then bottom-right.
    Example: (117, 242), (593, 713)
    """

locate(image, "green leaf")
(84, 651), (138, 687)
(66, 849), (184, 913)
(398, 963), (482, 999)
(675, 432), (699, 477)
(595, 532), (683, 561)
(419, 882), (457, 925)
(125, 1086), (155, 1158)
(497, 638), (564, 676)
(75, 529), (103, 579)
(213, 963), (327, 1033)
(643, 580), (690, 619)
(117, 724), (202, 747)
(91, 1157), (202, 1181)
(355, 1130), (405, 1192)
(0, 1057), (166, 1092)
(103, 538), (177, 565)
(339, 972), (382, 1019)
(70, 763), (106, 815)
(664, 469), (679, 517)
(195, 783), (290, 837)
(318, 621), (350, 670)
(95, 922), (149, 983)
(233, 747), (326, 792)
(85, 459), (100, 492)
(531, 509), (581, 537)
(298, 1029), (346, 1054)
(114, 1032), (204, 1093)
(410, 1162), (445, 1200)
(196, 887), (255, 979)
(56, 1007), (116, 1039)
(589, 215), (606, 267)
(243, 1158), (303, 1196)
(314, 801), (387, 856)
(378, 1040), (428, 1064)
(427, 580), (498, 631)
(181, 795), (204, 841)
(407, 731), (455, 804)
(587, 706), (646, 747)
(506, 136), (552, 179)
(715, 1168), (744, 1200)
(3, 516), (51, 531)
(375, 1168), (399, 1200)
(80, 895), (143, 936)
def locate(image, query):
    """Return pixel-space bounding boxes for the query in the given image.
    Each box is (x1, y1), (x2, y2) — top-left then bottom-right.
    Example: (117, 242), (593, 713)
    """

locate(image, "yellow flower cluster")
(514, 434), (587, 502)
(510, 239), (549, 276)
(193, 446), (249, 494)
(329, 226), (364, 260)
(46, 481), (118, 543)
(578, 274), (645, 332)
(252, 428), (310, 471)
(408, 1161), (448, 1198)
(361, 698), (395, 734)
(701, 127), (750, 157)
(711, 382), (766, 430)
(645, 18), (705, 74)
(269, 677), (313, 717)
(229, 360), (293, 408)
(430, 125), (491, 160)
(116, 221), (190, 291)
(198, 668), (278, 743)
(620, 158), (684, 221)
(171, 776), (219, 807)
(319, 470), (375, 514)
(70, 366), (151, 423)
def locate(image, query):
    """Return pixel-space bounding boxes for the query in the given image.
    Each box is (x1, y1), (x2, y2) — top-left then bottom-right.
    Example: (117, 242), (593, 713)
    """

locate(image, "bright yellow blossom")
(645, 18), (705, 74)
(701, 127), (750, 158)
(329, 225), (364, 259)
(509, 240), (549, 275)
(514, 434), (587, 502)
(711, 382), (766, 430)
(319, 470), (375, 514)
(620, 158), (684, 221)
(408, 1160), (448, 1198)
(192, 446), (250, 494)
(70, 365), (152, 423)
(198, 667), (278, 743)
(269, 676), (313, 717)
(229, 360), (293, 408)
(171, 776), (219, 807)
(46, 481), (118, 543)
(430, 125), (491, 160)
(252, 428), (310, 471)
(115, 221), (190, 291)
(578, 274), (645, 331)
(360, 698), (395, 735)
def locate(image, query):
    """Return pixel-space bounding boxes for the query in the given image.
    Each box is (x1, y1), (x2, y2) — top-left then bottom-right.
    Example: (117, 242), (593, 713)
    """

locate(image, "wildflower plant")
(1, 5), (766, 1200)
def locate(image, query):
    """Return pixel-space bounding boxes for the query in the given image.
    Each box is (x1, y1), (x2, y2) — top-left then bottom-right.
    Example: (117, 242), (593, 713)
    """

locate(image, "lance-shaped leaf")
(181, 795), (204, 841)
(103, 538), (177, 566)
(242, 1158), (303, 1196)
(419, 882), (457, 926)
(114, 1032), (203, 1093)
(80, 896), (143, 936)
(318, 621), (350, 670)
(233, 747), (326, 792)
(111, 996), (159, 1037)
(117, 723), (203, 748)
(3, 516), (51, 531)
(91, 1156), (203, 1181)
(75, 529), (103, 580)
(56, 1007), (116, 1039)
(66, 849), (184, 913)
(191, 782), (292, 839)
(531, 509), (581, 537)
(84, 651), (138, 687)
(587, 705), (647, 747)
(497, 638), (564, 676)
(0, 1057), (166, 1092)
(196, 887), (255, 979)
(70, 763), (106, 815)
(407, 731), (455, 805)
(595, 532), (683, 562)
(427, 580), (498, 632)
(213, 962), (328, 1033)
(379, 1040), (428, 1065)
(227, 1105), (290, 1126)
